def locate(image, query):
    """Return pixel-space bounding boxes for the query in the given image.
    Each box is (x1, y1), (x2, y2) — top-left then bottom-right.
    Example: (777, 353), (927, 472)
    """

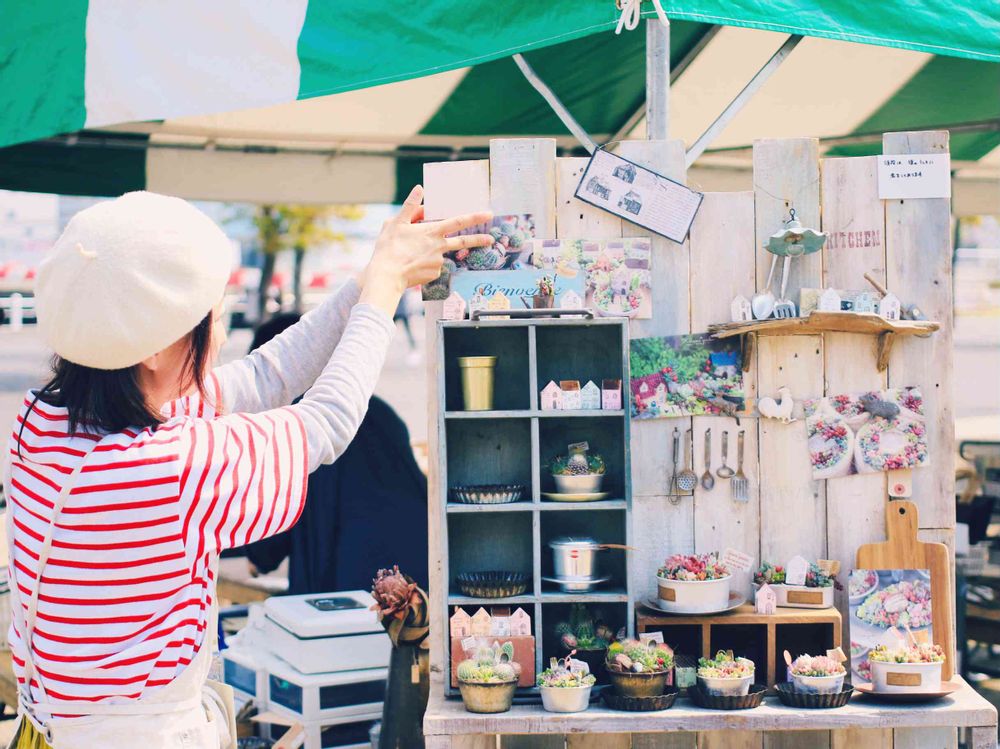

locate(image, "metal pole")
(512, 53), (596, 153)
(645, 19), (670, 140)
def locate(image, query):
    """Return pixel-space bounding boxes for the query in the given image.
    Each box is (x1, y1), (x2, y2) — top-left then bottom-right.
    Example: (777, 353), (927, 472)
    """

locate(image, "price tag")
(721, 548), (754, 572)
(461, 636), (478, 653)
(568, 441), (590, 455)
(877, 154), (951, 199)
(639, 631), (664, 645)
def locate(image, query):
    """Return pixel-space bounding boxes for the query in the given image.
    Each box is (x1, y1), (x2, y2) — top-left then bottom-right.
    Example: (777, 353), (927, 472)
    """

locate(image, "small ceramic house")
(755, 583), (777, 615)
(854, 291), (877, 314)
(785, 555), (810, 586)
(560, 289), (584, 311)
(490, 611), (511, 637)
(731, 295), (753, 322)
(470, 608), (491, 636)
(540, 381), (562, 411)
(450, 608), (472, 637)
(878, 292), (901, 321)
(468, 293), (488, 318)
(487, 291), (511, 319)
(818, 288), (842, 312)
(581, 381), (601, 410)
(560, 381), (582, 410)
(510, 608), (531, 636)
(602, 379), (622, 410)
(442, 291), (467, 321)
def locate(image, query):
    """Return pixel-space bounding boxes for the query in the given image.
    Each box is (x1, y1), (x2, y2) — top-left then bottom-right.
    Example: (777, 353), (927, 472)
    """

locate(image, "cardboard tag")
(575, 148), (703, 243)
(785, 555), (809, 586)
(659, 587), (676, 602)
(461, 636), (478, 653)
(886, 671), (922, 687)
(826, 647), (847, 663)
(877, 154), (951, 200)
(721, 548), (754, 573)
(639, 630), (664, 644)
(787, 589), (824, 605)
(568, 441), (589, 455)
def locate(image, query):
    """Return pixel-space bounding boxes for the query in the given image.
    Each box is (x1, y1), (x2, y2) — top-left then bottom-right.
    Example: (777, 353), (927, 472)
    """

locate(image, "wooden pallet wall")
(424, 131), (955, 749)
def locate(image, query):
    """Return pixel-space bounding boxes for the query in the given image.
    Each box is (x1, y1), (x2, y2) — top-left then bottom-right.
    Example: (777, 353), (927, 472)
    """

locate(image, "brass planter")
(458, 356), (497, 411)
(606, 669), (669, 698)
(458, 680), (517, 713)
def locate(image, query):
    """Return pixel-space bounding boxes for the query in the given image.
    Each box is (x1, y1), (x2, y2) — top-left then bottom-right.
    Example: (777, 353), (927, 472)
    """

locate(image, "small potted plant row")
(656, 553), (731, 613)
(456, 641), (521, 714)
(753, 560), (836, 608)
(537, 653), (596, 713)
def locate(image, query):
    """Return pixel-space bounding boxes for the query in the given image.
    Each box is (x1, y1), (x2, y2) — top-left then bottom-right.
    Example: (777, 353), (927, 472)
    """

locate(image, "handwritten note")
(721, 548), (754, 573)
(877, 154), (950, 199)
(575, 149), (703, 243)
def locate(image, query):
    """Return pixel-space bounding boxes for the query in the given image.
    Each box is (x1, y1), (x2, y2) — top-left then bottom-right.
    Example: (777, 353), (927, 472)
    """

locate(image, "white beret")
(35, 191), (233, 369)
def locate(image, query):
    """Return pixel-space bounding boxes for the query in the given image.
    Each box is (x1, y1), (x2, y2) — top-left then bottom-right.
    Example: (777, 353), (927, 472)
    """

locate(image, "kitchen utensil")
(716, 431), (735, 479)
(458, 356), (497, 410)
(450, 484), (526, 504)
(863, 272), (926, 321)
(774, 682), (855, 709)
(854, 681), (959, 703)
(689, 683), (767, 710)
(751, 254), (778, 320)
(456, 571), (529, 598)
(643, 591), (746, 615)
(772, 256), (797, 318)
(668, 427), (680, 502)
(855, 500), (955, 680)
(700, 429), (715, 490)
(676, 430), (697, 493)
(602, 688), (679, 712)
(541, 491), (612, 503)
(731, 430), (749, 502)
(552, 473), (604, 494)
(542, 575), (611, 592)
(550, 537), (601, 579)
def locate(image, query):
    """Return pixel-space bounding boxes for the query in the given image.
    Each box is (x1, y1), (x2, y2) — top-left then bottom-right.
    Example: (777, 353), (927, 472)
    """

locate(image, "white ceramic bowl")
(656, 575), (731, 613)
(552, 474), (604, 493)
(792, 672), (845, 694)
(540, 684), (592, 713)
(698, 672), (754, 697)
(870, 659), (942, 693)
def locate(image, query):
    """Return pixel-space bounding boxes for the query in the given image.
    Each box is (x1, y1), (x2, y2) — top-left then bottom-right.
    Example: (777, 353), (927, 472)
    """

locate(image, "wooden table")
(423, 677), (998, 748)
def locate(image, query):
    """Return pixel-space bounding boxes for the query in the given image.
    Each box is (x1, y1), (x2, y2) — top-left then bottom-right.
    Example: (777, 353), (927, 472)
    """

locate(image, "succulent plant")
(457, 660), (478, 681)
(537, 653), (597, 689)
(605, 639), (673, 673)
(495, 663), (516, 681)
(555, 604), (616, 652)
(457, 641), (522, 684)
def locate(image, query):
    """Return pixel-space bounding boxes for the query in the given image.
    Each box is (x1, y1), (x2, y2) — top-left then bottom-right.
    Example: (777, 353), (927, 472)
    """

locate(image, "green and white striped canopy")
(1, 2), (998, 212)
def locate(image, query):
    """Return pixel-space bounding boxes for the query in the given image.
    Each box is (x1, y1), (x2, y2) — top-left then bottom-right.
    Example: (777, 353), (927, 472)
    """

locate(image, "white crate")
(221, 645), (267, 710)
(265, 655), (386, 723)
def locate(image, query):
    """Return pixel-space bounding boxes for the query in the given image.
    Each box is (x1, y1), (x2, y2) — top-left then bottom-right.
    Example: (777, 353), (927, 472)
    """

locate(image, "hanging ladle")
(751, 254), (778, 320)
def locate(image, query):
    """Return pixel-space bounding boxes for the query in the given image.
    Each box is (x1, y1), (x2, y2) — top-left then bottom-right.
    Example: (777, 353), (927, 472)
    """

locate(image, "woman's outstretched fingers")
(397, 185), (425, 223)
(435, 211), (493, 237)
(445, 234), (496, 251)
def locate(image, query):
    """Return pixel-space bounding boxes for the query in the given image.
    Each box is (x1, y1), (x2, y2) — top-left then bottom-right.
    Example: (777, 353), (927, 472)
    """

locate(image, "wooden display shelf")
(637, 603), (841, 689)
(707, 311), (940, 372)
(445, 499), (627, 513)
(423, 677), (998, 747)
(445, 409), (625, 419)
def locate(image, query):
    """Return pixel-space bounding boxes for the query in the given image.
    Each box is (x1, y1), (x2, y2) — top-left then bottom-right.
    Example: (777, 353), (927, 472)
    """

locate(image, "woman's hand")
(359, 185), (493, 316)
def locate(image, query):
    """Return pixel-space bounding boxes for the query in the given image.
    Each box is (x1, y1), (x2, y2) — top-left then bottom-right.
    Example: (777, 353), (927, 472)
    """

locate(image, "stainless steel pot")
(549, 536), (601, 579)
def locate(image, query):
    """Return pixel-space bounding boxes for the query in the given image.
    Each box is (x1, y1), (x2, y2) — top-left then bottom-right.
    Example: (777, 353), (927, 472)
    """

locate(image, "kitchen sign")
(877, 154), (950, 200)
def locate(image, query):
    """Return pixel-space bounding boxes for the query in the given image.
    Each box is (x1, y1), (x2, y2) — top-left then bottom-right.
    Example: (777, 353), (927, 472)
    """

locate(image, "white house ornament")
(854, 291), (877, 314)
(442, 291), (467, 320)
(818, 288), (842, 312)
(731, 295), (753, 322)
(487, 291), (511, 319)
(540, 381), (562, 411)
(468, 293), (488, 318)
(755, 583), (777, 615)
(581, 381), (601, 410)
(878, 292), (901, 321)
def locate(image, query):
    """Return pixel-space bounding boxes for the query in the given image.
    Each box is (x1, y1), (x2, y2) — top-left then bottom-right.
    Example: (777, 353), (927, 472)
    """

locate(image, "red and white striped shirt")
(5, 376), (307, 708)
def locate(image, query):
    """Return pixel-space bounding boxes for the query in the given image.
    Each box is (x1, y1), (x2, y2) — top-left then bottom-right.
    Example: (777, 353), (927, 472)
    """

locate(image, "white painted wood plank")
(633, 733), (697, 749)
(753, 138), (826, 565)
(762, 732), (829, 749)
(892, 727), (957, 749)
(566, 735), (630, 749)
(424, 160), (491, 220)
(819, 155), (888, 647)
(555, 157), (624, 239)
(500, 736), (566, 749)
(617, 139), (693, 598)
(883, 131), (954, 530)
(452, 738), (498, 749)
(490, 139), (557, 239)
(830, 728), (891, 749)
(689, 191), (760, 573)
(698, 731), (762, 749)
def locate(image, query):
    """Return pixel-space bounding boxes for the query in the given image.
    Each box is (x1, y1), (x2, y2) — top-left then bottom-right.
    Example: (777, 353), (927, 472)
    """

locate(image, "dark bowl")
(456, 571), (529, 598)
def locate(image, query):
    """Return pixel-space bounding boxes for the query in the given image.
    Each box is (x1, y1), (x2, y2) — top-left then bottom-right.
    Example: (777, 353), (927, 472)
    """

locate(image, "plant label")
(639, 631), (664, 644)
(785, 555), (809, 586)
(722, 548), (754, 572)
(877, 154), (951, 200)
(461, 636), (479, 654)
(568, 441), (589, 455)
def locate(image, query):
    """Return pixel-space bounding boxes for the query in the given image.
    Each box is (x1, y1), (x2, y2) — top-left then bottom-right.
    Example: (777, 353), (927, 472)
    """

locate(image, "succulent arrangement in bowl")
(456, 641), (522, 713)
(789, 654), (847, 694)
(754, 561), (836, 588)
(753, 560), (838, 608)
(697, 650), (756, 696)
(537, 654), (597, 713)
(869, 643), (945, 664)
(659, 553), (730, 581)
(549, 450), (606, 493)
(868, 642), (945, 694)
(605, 639), (674, 697)
(554, 604), (620, 683)
(656, 553), (732, 613)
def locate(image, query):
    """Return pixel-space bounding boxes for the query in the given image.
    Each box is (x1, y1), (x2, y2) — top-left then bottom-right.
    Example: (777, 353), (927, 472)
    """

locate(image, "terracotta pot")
(458, 680), (517, 713)
(606, 669), (668, 698)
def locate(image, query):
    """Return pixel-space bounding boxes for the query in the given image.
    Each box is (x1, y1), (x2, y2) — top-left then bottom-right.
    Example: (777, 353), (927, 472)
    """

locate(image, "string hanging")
(616, 0), (670, 34)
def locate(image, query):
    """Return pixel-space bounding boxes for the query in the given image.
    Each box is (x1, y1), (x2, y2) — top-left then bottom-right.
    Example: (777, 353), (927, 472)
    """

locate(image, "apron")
(5, 447), (238, 749)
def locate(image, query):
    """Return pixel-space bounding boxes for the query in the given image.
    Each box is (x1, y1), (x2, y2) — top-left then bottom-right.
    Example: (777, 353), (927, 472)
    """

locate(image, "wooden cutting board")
(855, 500), (954, 680)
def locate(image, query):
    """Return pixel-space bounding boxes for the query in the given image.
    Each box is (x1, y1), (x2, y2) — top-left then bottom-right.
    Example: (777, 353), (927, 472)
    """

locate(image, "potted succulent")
(525, 275), (556, 309)
(604, 639), (674, 698)
(550, 450), (606, 494)
(456, 641), (521, 713)
(789, 654), (847, 694)
(554, 604), (618, 683)
(537, 653), (597, 713)
(697, 650), (756, 696)
(868, 642), (944, 694)
(753, 560), (836, 609)
(656, 553), (731, 613)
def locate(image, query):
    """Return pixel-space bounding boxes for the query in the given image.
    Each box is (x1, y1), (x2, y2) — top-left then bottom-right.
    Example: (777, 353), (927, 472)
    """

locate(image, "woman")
(3, 189), (491, 748)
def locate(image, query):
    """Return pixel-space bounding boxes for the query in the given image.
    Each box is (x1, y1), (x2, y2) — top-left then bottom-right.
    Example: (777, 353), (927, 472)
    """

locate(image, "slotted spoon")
(676, 430), (697, 493)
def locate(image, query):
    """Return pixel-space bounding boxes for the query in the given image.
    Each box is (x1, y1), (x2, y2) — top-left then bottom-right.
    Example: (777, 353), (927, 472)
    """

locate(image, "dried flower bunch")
(456, 641), (523, 684)
(753, 561), (835, 588)
(370, 565), (429, 647)
(697, 650), (755, 679)
(868, 643), (944, 664)
(537, 653), (597, 689)
(605, 639), (674, 674)
(550, 452), (606, 477)
(554, 604), (618, 651)
(658, 553), (730, 581)
(789, 654), (846, 677)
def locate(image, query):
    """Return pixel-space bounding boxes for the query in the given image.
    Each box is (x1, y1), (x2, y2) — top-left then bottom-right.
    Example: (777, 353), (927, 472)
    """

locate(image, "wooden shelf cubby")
(437, 317), (632, 697)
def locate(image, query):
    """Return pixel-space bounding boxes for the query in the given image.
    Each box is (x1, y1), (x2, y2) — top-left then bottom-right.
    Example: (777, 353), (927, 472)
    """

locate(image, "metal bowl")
(456, 571), (529, 598)
(450, 484), (526, 504)
(552, 473), (605, 494)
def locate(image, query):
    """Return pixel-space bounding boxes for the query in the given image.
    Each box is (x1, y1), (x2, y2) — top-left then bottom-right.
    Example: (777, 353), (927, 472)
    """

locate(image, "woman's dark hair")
(17, 312), (214, 454)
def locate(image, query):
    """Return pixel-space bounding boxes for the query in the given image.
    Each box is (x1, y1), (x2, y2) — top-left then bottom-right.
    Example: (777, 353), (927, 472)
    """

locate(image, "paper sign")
(877, 154), (951, 200)
(461, 636), (479, 653)
(575, 148), (703, 244)
(721, 548), (754, 573)
(785, 555), (809, 586)
(639, 630), (664, 644)
(451, 269), (587, 312)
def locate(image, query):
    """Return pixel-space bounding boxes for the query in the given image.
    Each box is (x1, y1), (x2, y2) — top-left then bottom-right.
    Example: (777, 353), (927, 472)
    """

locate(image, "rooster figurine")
(758, 387), (795, 423)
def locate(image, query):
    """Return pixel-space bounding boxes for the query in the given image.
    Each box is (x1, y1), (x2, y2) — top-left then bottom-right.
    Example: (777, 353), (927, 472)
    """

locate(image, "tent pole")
(645, 19), (671, 140)
(685, 34), (802, 167)
(512, 53), (597, 153)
